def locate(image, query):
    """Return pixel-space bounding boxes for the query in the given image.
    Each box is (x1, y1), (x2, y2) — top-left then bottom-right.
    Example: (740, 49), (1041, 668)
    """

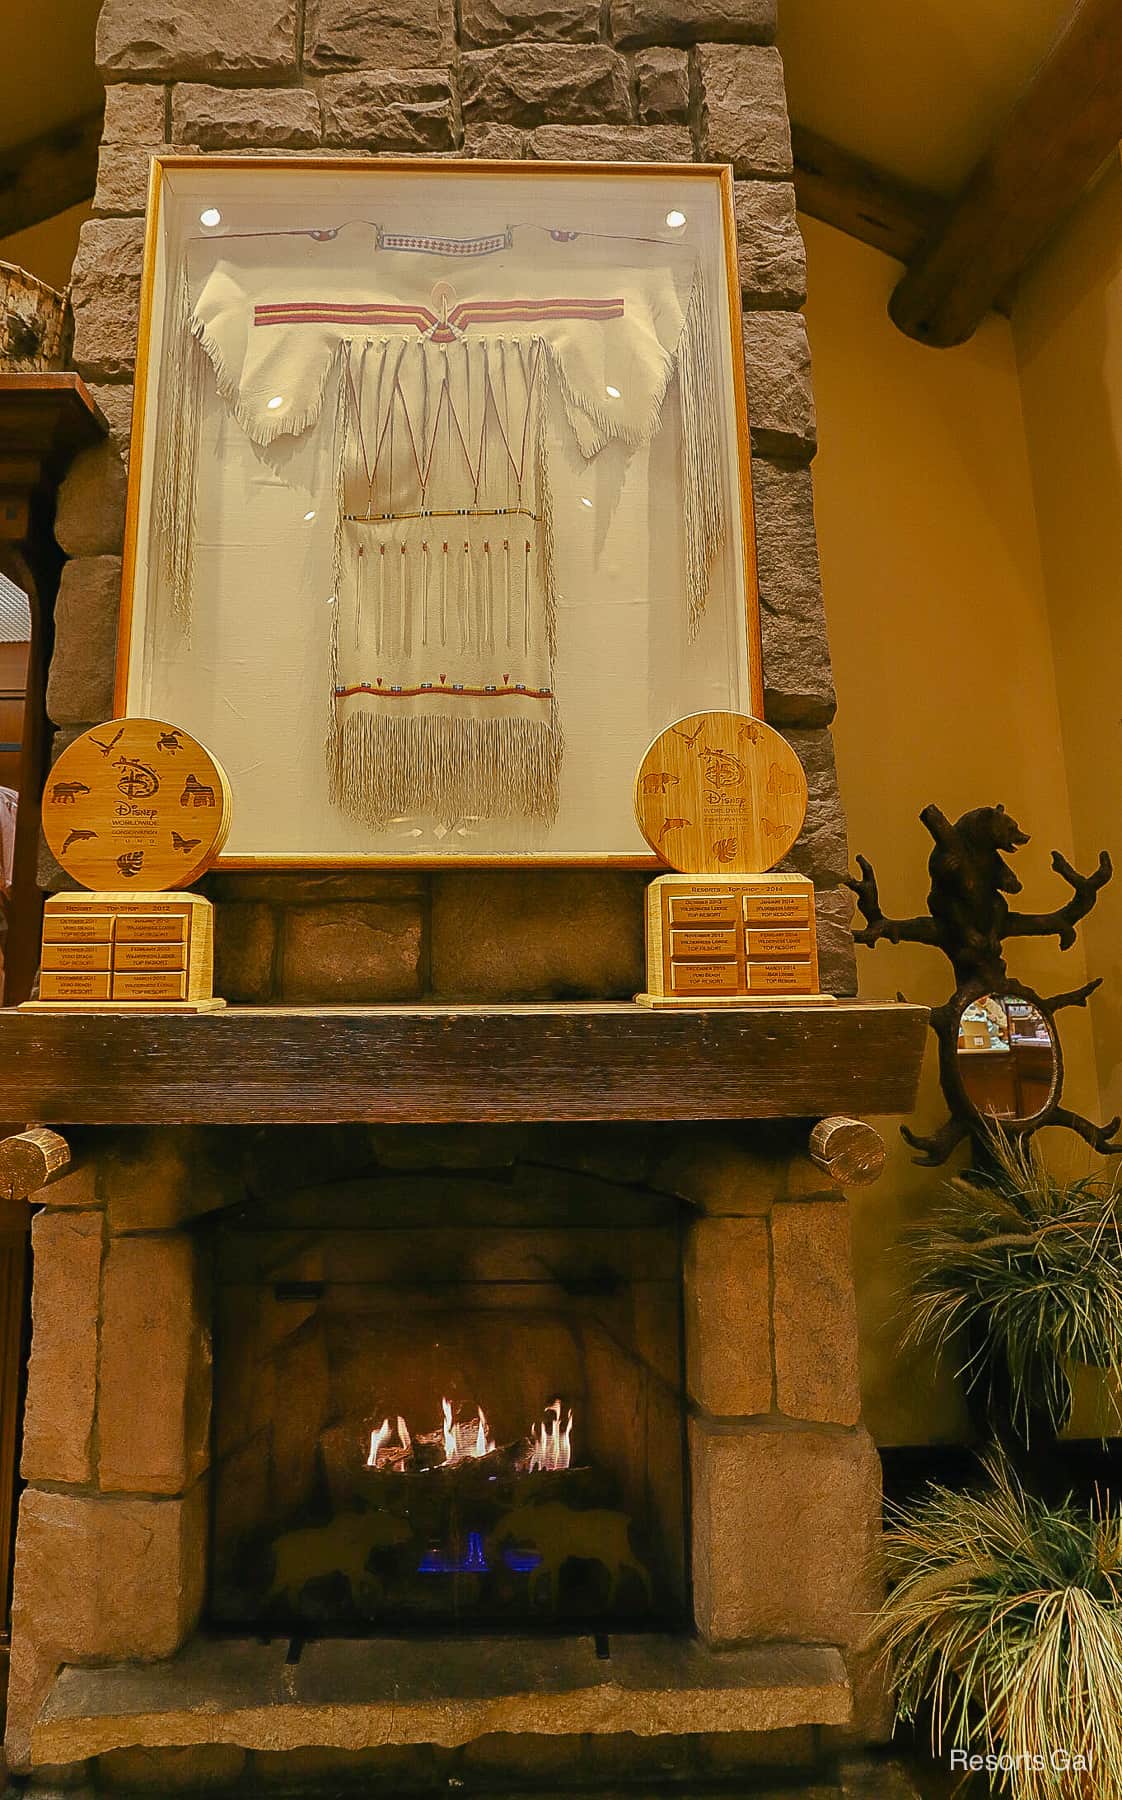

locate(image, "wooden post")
(808, 1115), (887, 1187)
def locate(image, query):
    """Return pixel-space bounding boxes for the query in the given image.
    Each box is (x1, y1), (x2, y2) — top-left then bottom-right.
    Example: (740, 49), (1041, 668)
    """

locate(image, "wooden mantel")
(0, 1000), (927, 1126)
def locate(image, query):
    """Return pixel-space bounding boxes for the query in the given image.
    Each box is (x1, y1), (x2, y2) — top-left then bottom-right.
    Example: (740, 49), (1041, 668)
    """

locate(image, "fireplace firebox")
(209, 1173), (688, 1634)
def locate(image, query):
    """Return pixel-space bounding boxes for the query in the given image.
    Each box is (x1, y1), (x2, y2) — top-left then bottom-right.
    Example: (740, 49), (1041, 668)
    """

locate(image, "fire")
(366, 1419), (391, 1467)
(364, 1396), (571, 1472)
(366, 1415), (412, 1469)
(529, 1398), (573, 1473)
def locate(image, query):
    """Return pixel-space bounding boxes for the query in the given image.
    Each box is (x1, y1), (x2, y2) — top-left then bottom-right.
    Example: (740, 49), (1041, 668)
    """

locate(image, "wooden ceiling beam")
(791, 124), (948, 269)
(890, 0), (1122, 347)
(0, 110), (102, 244)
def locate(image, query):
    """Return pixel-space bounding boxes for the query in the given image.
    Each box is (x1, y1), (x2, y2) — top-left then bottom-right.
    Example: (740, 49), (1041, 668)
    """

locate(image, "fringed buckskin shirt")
(160, 221), (724, 831)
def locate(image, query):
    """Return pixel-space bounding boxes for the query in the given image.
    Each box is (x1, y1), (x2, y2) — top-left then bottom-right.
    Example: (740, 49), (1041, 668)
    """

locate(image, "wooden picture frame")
(117, 156), (762, 869)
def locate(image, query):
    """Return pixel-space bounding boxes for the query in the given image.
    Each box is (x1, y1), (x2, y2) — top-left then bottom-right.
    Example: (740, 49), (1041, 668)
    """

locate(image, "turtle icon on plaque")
(632, 711), (832, 1009)
(25, 718), (233, 1014)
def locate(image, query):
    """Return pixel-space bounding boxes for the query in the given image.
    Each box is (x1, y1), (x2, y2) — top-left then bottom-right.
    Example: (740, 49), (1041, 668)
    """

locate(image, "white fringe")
(328, 711), (563, 831)
(676, 270), (725, 639)
(155, 264), (207, 628)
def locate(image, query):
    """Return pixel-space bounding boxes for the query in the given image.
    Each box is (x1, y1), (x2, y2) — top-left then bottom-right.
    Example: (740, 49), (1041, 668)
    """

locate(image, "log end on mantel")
(0, 1127), (71, 1201)
(808, 1116), (888, 1187)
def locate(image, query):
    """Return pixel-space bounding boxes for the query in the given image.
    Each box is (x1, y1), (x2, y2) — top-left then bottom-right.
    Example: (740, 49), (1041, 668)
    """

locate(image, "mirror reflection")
(956, 994), (1058, 1124)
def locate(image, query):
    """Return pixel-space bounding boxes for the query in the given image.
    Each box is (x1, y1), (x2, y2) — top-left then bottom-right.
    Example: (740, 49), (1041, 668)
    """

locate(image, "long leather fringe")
(676, 271), (725, 639)
(155, 264), (207, 627)
(328, 711), (563, 831)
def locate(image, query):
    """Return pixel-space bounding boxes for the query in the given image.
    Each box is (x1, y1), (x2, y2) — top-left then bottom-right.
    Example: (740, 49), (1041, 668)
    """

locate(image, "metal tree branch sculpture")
(847, 803), (1117, 1165)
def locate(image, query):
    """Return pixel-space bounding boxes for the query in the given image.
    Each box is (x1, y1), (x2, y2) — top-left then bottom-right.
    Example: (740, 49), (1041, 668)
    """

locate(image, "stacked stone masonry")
(6, 1123), (882, 1779)
(42, 0), (857, 1000)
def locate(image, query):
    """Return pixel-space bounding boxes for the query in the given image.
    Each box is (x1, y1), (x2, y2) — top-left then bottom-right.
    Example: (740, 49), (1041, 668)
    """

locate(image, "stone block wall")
(6, 1122), (884, 1780)
(43, 0), (857, 1002)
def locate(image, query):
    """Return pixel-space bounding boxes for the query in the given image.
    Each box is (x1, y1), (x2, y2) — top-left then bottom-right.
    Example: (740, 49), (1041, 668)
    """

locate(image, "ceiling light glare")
(665, 209), (686, 229)
(267, 395), (284, 410)
(605, 384), (621, 399)
(199, 207), (222, 228)
(580, 496), (593, 509)
(303, 510), (316, 521)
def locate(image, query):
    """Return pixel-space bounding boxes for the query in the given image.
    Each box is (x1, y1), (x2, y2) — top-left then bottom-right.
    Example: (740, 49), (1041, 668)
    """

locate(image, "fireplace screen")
(209, 1181), (687, 1632)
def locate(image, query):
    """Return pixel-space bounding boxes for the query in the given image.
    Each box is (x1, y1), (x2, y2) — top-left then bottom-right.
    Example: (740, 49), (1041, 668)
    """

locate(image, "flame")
(366, 1418), (392, 1468)
(442, 1396), (457, 1464)
(472, 1404), (495, 1460)
(364, 1395), (572, 1472)
(367, 1415), (411, 1469)
(529, 1398), (573, 1473)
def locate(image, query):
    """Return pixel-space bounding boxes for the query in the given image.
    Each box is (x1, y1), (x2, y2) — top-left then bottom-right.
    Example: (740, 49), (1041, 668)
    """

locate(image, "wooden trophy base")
(18, 891), (224, 1014)
(635, 872), (835, 1010)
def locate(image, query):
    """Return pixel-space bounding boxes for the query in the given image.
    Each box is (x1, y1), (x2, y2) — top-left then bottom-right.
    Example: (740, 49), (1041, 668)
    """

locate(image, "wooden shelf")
(0, 1000), (927, 1126)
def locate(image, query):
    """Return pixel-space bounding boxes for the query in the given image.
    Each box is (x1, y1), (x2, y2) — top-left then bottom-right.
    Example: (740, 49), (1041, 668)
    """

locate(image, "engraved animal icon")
(766, 761), (801, 799)
(61, 829), (97, 855)
(712, 837), (737, 863)
(269, 1507), (410, 1612)
(658, 817), (691, 842)
(90, 726), (125, 758)
(114, 757), (160, 799)
(156, 730), (183, 753)
(699, 745), (746, 788)
(116, 851), (144, 879)
(641, 771), (679, 795)
(181, 772), (216, 808)
(761, 816), (787, 840)
(671, 719), (705, 749)
(172, 832), (201, 854)
(490, 1502), (652, 1611)
(50, 781), (90, 805)
(737, 720), (763, 746)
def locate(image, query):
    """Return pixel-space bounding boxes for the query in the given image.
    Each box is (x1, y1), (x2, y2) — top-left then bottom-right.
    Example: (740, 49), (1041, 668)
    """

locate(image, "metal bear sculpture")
(848, 804), (1117, 1163)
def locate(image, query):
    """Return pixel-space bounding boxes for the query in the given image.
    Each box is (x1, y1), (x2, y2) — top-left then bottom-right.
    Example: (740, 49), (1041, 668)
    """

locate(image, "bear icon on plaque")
(22, 718), (232, 1013)
(632, 711), (832, 1008)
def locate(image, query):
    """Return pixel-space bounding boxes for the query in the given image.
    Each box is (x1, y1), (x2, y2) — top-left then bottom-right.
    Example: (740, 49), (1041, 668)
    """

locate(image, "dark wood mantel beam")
(0, 1001), (929, 1126)
(890, 0), (1122, 347)
(791, 124), (948, 269)
(0, 110), (102, 243)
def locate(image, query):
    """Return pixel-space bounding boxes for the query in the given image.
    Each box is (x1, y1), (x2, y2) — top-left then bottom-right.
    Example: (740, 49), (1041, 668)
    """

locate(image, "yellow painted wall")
(0, 201), (91, 295)
(1013, 155), (1122, 1134)
(801, 213), (1105, 1444)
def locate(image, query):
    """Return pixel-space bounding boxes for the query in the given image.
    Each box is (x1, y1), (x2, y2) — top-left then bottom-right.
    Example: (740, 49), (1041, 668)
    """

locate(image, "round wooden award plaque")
(42, 719), (232, 891)
(634, 711), (807, 873)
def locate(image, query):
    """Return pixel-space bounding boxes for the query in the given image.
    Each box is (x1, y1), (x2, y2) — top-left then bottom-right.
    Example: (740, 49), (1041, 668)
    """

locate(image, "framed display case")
(118, 157), (762, 866)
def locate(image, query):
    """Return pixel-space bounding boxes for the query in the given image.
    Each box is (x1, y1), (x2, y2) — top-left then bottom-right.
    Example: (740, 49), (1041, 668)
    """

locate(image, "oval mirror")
(956, 994), (1059, 1125)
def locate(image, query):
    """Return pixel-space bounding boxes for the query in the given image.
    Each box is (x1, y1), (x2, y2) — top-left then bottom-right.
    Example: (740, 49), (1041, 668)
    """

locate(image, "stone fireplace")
(8, 1117), (906, 1790)
(0, 0), (934, 1789)
(207, 1156), (689, 1636)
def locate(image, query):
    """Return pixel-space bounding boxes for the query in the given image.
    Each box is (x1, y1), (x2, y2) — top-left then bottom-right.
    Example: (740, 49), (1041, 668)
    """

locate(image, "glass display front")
(209, 1189), (688, 1633)
(121, 158), (761, 863)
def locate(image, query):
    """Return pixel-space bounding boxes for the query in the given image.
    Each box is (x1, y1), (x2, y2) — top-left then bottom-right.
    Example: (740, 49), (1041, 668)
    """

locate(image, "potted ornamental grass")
(904, 1127), (1122, 1448)
(875, 1458), (1122, 1799)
